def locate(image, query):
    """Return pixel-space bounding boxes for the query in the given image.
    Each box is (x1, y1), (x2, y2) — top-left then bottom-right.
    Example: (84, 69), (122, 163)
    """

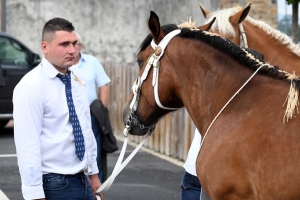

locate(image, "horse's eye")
(137, 60), (143, 67)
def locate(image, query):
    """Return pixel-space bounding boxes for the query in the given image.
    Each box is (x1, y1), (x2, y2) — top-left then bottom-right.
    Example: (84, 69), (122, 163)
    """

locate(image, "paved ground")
(0, 123), (185, 200)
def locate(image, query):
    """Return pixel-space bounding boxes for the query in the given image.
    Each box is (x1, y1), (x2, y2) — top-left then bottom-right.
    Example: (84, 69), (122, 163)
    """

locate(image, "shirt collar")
(76, 53), (87, 68)
(41, 56), (73, 78)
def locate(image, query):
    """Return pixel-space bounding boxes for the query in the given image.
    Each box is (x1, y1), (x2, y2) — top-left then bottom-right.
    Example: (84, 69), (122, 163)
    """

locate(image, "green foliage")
(286, 0), (300, 5)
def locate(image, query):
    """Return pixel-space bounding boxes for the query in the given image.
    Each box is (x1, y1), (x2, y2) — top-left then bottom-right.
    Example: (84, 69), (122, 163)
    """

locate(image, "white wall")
(6, 0), (218, 64)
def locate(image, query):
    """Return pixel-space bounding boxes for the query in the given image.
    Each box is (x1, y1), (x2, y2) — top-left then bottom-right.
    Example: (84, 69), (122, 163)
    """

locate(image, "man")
(180, 129), (202, 200)
(13, 17), (102, 200)
(73, 32), (111, 182)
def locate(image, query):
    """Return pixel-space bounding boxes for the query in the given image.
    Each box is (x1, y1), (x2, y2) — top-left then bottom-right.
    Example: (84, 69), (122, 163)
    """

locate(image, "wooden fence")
(103, 63), (196, 162)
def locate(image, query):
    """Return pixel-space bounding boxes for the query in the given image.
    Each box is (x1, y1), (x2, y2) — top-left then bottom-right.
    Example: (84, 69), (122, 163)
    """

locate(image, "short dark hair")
(42, 17), (75, 42)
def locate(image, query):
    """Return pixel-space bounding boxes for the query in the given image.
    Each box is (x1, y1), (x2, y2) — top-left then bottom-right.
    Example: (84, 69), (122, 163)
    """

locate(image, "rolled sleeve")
(88, 160), (99, 175)
(22, 181), (45, 200)
(85, 129), (99, 175)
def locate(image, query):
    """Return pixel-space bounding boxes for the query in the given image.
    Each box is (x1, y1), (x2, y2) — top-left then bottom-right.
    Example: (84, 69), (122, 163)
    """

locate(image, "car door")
(0, 65), (4, 87)
(0, 35), (34, 114)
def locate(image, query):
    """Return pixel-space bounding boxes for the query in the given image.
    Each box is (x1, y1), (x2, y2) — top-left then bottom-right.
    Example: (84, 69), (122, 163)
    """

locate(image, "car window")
(0, 36), (29, 66)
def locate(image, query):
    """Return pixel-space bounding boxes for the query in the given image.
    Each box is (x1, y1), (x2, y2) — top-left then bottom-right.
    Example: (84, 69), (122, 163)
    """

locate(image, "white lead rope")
(199, 63), (268, 153)
(95, 129), (151, 199)
(95, 29), (181, 199)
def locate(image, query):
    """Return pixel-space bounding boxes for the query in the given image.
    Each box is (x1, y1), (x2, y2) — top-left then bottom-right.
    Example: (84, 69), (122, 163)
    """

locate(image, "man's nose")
(69, 44), (76, 54)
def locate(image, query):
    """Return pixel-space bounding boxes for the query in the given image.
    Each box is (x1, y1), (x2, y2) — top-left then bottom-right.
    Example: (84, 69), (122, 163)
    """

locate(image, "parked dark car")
(0, 65), (5, 87)
(0, 32), (41, 128)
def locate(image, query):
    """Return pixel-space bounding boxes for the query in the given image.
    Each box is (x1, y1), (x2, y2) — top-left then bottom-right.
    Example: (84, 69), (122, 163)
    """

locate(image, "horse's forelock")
(205, 7), (239, 38)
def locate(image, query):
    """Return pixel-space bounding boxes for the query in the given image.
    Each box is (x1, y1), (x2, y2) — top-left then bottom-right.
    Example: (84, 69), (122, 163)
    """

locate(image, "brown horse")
(122, 11), (300, 199)
(198, 3), (300, 75)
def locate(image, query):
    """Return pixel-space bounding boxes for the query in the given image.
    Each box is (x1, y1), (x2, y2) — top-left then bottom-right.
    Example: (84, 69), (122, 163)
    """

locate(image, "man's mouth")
(65, 57), (75, 61)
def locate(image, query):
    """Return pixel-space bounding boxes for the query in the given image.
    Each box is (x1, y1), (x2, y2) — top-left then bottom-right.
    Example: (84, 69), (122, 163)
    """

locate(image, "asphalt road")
(0, 124), (184, 200)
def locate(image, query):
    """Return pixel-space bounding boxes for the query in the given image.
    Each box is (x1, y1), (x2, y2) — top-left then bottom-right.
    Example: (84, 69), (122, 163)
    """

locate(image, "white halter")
(130, 29), (181, 112)
(95, 29), (181, 199)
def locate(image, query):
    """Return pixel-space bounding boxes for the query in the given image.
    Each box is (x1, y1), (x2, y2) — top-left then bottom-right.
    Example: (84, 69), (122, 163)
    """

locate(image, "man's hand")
(88, 174), (103, 199)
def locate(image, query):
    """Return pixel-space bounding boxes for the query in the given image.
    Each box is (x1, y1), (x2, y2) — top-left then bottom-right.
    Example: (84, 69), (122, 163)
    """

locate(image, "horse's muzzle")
(122, 106), (156, 136)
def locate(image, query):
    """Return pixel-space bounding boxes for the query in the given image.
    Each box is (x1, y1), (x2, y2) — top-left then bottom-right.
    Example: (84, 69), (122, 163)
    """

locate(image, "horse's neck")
(174, 46), (256, 135)
(243, 20), (300, 74)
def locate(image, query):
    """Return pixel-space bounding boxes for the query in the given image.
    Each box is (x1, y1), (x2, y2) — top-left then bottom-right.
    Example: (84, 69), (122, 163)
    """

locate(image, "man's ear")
(41, 41), (49, 55)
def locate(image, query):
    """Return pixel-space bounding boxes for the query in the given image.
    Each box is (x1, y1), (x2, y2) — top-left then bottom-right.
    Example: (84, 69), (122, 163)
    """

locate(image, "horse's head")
(122, 11), (184, 136)
(199, 3), (251, 47)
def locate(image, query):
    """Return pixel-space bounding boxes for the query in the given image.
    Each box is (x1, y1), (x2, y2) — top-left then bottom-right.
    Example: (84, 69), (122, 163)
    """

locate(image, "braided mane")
(137, 23), (300, 121)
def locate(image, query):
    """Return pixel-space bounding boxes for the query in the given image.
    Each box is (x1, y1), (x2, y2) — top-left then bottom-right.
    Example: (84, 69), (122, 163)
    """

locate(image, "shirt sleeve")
(84, 110), (99, 175)
(13, 84), (45, 199)
(87, 132), (99, 175)
(94, 58), (110, 87)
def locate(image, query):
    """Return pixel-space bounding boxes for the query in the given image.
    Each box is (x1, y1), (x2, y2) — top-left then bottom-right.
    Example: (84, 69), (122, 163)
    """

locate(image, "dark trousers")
(91, 114), (108, 182)
(180, 171), (202, 200)
(43, 172), (94, 200)
(101, 151), (107, 182)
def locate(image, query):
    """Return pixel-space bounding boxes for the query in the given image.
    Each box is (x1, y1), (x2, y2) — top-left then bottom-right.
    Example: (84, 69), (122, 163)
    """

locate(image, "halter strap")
(150, 29), (181, 54)
(151, 29), (181, 110)
(130, 29), (181, 112)
(238, 24), (248, 48)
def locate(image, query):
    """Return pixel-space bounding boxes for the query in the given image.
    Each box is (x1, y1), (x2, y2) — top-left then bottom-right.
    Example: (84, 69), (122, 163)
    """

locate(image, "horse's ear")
(199, 3), (211, 19)
(229, 2), (251, 25)
(148, 11), (161, 42)
(198, 17), (216, 31)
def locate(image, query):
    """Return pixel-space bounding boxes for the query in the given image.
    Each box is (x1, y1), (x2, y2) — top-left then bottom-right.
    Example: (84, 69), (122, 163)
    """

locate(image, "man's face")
(41, 30), (78, 73)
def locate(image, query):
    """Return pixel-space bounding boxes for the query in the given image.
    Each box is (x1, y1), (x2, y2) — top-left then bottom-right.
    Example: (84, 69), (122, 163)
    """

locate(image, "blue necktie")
(57, 72), (85, 161)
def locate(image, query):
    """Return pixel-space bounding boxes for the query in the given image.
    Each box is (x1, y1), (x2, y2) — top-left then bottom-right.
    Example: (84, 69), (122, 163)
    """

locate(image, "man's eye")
(61, 43), (67, 46)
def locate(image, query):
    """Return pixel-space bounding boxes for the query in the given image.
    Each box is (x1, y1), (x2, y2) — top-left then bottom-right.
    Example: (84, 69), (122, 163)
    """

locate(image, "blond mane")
(245, 16), (300, 57)
(177, 17), (198, 30)
(204, 5), (300, 57)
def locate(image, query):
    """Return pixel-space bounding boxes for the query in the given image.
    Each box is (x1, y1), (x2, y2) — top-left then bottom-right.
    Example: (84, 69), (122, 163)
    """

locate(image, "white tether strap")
(96, 131), (151, 199)
(198, 64), (268, 154)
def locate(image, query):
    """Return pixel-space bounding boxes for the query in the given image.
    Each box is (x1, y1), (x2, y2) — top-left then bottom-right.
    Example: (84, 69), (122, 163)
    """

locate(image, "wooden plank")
(159, 117), (165, 154)
(154, 120), (160, 152)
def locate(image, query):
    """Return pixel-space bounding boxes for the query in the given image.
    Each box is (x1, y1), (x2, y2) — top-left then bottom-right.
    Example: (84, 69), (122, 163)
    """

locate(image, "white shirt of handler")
(184, 129), (201, 176)
(13, 57), (99, 199)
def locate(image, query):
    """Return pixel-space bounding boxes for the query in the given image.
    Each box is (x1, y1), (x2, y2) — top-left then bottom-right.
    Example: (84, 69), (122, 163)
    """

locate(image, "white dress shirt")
(183, 129), (201, 176)
(13, 57), (98, 200)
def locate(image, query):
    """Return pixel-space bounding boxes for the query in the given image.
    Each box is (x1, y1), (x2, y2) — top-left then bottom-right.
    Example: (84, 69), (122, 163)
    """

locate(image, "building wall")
(5, 0), (278, 63)
(5, 0), (218, 64)
(220, 0), (278, 28)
